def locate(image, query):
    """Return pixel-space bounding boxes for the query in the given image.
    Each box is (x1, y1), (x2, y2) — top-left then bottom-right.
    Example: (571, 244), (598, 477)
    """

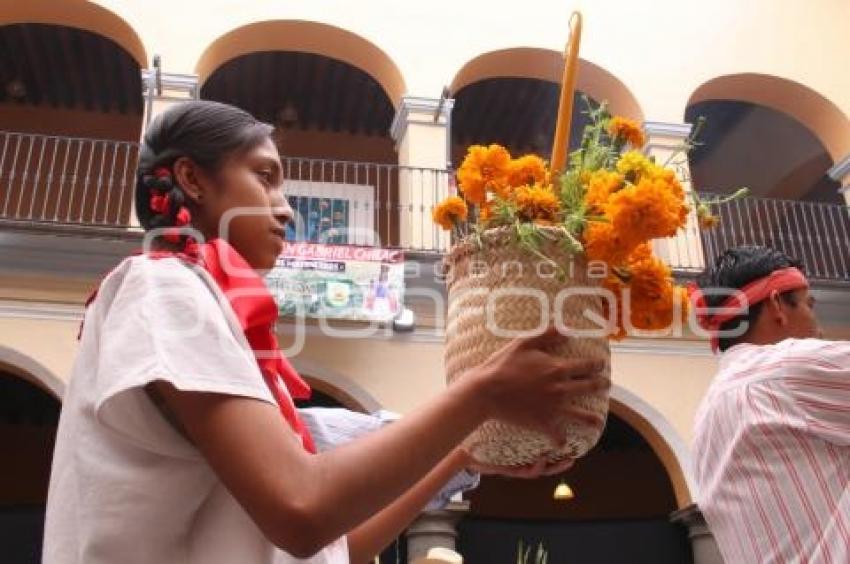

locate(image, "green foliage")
(517, 541), (548, 564)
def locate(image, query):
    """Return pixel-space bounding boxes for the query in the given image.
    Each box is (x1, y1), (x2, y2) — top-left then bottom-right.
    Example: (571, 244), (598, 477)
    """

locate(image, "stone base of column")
(406, 501), (469, 562)
(670, 504), (724, 564)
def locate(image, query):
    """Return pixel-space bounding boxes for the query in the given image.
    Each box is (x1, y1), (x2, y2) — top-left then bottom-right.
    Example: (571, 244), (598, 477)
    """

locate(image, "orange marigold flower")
(608, 116), (645, 148)
(456, 144), (512, 204)
(696, 204), (720, 230)
(507, 154), (549, 189)
(479, 201), (494, 224)
(432, 196), (468, 231)
(610, 243), (691, 333)
(699, 214), (720, 230)
(584, 169), (624, 208)
(512, 184), (561, 223)
(606, 176), (689, 243)
(583, 221), (639, 265)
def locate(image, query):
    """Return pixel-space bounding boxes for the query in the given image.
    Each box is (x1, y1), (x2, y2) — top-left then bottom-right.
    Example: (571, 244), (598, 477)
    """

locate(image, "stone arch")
(449, 47), (643, 120)
(687, 73), (850, 162)
(0, 345), (65, 400)
(1, 0), (147, 67)
(289, 358), (381, 413)
(195, 20), (406, 108)
(609, 384), (695, 508)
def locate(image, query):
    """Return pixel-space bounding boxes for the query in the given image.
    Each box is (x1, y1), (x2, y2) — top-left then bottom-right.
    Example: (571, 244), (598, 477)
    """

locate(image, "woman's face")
(194, 137), (293, 272)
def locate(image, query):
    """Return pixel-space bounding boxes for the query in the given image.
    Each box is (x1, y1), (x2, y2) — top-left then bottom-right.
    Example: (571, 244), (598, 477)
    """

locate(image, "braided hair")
(135, 101), (274, 245)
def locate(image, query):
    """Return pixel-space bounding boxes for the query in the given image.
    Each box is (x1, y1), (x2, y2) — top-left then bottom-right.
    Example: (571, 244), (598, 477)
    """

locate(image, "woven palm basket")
(444, 226), (611, 466)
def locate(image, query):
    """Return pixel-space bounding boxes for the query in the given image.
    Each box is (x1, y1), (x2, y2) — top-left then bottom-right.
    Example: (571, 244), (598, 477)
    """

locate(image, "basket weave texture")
(444, 227), (611, 466)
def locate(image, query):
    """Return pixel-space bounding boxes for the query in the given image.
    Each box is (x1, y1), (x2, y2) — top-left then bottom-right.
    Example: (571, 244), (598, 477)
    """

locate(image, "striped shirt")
(693, 339), (850, 564)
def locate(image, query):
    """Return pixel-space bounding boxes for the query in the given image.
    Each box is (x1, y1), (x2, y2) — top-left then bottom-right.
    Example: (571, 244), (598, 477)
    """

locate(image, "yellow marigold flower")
(608, 116), (645, 148)
(432, 196), (468, 231)
(507, 154), (549, 189)
(512, 184), (561, 223)
(456, 144), (512, 204)
(584, 169), (624, 208)
(616, 151), (654, 181)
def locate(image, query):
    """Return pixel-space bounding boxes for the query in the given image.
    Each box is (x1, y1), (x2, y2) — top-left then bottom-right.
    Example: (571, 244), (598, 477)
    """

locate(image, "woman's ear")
(172, 156), (206, 206)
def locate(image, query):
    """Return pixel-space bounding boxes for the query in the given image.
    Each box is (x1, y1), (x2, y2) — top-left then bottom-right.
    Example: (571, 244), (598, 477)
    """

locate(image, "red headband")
(688, 267), (809, 353)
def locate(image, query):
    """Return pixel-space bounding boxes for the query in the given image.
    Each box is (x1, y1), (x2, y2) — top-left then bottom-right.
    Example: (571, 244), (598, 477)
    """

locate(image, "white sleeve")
(91, 257), (275, 455)
(782, 340), (850, 446)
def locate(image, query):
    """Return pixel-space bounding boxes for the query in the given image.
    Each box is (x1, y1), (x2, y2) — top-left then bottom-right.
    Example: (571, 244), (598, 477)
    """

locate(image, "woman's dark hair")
(695, 245), (804, 351)
(135, 100), (274, 231)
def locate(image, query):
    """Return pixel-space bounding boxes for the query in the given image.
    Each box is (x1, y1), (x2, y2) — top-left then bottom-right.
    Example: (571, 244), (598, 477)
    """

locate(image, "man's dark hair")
(695, 246), (804, 351)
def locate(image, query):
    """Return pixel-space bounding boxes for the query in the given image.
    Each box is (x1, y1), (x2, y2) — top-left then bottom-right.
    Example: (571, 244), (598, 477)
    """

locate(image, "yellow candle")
(550, 11), (583, 174)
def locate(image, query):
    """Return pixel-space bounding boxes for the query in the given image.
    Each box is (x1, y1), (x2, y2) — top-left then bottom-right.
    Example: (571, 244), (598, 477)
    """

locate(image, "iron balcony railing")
(0, 131), (848, 284)
(691, 193), (850, 283)
(0, 131), (138, 228)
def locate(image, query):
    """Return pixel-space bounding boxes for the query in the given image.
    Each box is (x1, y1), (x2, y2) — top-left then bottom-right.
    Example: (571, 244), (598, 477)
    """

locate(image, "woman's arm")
(152, 328), (606, 558)
(345, 449), (577, 564)
(345, 448), (468, 564)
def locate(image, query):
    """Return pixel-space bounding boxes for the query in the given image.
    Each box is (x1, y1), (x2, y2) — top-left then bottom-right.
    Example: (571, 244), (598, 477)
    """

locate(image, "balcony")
(1, 130), (849, 286)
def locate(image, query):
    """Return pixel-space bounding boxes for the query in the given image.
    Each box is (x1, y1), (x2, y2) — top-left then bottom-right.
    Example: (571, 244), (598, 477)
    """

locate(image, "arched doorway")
(457, 413), (691, 563)
(449, 48), (642, 167)
(685, 73), (850, 280)
(0, 367), (61, 563)
(197, 21), (406, 248)
(0, 2), (145, 227)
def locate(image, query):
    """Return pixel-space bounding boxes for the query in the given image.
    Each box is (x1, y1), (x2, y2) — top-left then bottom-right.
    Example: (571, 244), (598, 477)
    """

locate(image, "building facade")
(1, 0), (849, 562)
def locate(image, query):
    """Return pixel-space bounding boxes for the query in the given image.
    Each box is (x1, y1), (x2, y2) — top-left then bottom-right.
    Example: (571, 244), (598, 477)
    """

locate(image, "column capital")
(670, 504), (724, 564)
(642, 121), (693, 154)
(827, 153), (850, 182)
(406, 501), (469, 562)
(827, 153), (850, 204)
(389, 96), (454, 146)
(643, 121), (693, 139)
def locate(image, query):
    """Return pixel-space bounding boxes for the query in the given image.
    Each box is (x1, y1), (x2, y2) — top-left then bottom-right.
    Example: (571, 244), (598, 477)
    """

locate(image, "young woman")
(43, 101), (608, 564)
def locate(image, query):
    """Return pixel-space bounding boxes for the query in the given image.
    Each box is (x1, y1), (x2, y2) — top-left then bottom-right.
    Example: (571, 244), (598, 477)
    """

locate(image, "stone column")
(406, 501), (469, 562)
(827, 154), (850, 206)
(670, 504), (724, 564)
(643, 121), (706, 271)
(389, 96), (454, 252)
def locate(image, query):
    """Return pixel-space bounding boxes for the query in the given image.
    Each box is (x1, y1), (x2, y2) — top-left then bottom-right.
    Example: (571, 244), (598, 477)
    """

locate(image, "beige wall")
(0, 317), (81, 390)
(282, 329), (715, 447)
(0, 304), (716, 451)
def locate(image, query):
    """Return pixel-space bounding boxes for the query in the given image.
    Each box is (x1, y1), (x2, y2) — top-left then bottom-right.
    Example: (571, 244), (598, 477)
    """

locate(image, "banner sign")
(266, 242), (405, 322)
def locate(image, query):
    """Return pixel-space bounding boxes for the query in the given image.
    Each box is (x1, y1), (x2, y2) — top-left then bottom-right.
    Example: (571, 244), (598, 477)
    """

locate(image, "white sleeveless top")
(43, 255), (348, 564)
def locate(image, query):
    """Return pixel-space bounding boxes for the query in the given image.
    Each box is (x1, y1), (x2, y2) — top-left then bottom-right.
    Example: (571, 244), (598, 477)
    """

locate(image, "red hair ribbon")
(149, 192), (169, 214)
(688, 267), (809, 353)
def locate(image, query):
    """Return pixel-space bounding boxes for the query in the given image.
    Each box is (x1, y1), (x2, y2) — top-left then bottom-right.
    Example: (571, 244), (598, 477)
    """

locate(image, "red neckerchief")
(84, 238), (316, 453)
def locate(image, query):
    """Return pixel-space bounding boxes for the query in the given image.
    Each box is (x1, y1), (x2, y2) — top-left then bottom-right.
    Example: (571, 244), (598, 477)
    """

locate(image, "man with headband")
(690, 245), (849, 563)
